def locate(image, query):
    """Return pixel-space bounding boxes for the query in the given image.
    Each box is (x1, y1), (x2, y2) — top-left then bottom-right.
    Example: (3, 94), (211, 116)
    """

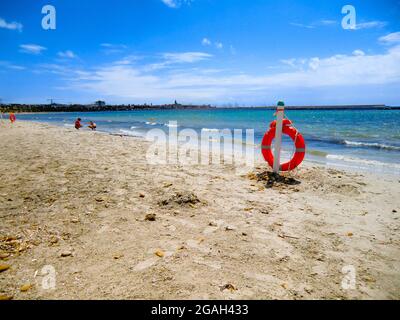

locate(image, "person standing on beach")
(75, 118), (83, 130)
(9, 112), (16, 124)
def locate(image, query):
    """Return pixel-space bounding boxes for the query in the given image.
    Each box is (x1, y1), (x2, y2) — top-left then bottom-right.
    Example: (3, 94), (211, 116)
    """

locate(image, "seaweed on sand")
(248, 171), (301, 188)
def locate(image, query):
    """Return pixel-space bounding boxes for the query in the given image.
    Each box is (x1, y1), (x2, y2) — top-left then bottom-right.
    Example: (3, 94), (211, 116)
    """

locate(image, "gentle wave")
(145, 121), (157, 125)
(201, 128), (220, 132)
(306, 136), (400, 151)
(164, 123), (178, 128)
(327, 154), (400, 169)
(343, 140), (400, 151)
(119, 129), (144, 137)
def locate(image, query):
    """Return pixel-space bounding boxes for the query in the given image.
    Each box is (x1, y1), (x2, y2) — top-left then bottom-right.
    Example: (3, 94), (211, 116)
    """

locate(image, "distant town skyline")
(1, 0), (400, 106)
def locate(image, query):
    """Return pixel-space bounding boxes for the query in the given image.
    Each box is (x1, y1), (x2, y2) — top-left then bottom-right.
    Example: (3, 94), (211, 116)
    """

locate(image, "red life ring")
(261, 119), (306, 171)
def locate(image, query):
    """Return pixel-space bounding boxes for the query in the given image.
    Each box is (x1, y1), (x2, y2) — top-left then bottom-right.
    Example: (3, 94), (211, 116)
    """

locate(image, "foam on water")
(164, 123), (178, 127)
(201, 128), (220, 132)
(119, 129), (144, 137)
(343, 140), (400, 151)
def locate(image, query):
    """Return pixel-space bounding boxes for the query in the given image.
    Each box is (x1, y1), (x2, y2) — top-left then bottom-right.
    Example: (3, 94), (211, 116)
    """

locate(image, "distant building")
(95, 100), (106, 107)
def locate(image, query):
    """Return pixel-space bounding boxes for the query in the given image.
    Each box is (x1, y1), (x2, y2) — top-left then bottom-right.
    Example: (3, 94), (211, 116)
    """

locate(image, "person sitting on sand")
(88, 121), (97, 131)
(9, 113), (16, 124)
(75, 118), (83, 130)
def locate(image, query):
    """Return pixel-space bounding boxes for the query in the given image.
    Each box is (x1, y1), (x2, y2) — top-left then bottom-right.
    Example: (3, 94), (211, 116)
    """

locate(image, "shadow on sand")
(252, 171), (301, 188)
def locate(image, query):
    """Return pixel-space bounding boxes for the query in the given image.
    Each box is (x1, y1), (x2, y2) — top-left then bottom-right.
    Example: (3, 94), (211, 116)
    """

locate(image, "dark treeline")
(0, 103), (215, 113)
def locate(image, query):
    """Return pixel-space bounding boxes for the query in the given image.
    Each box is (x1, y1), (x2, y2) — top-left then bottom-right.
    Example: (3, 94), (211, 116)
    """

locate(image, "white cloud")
(59, 45), (400, 103)
(113, 55), (141, 65)
(280, 58), (298, 68)
(318, 20), (337, 26)
(355, 21), (387, 30)
(58, 50), (77, 59)
(290, 22), (314, 29)
(100, 43), (127, 54)
(280, 58), (307, 69)
(163, 52), (212, 63)
(379, 32), (400, 44)
(20, 44), (47, 55)
(352, 49), (365, 56)
(202, 38), (211, 46)
(0, 17), (23, 32)
(8, 65), (25, 70)
(101, 43), (127, 48)
(35, 63), (71, 75)
(291, 19), (385, 30)
(161, 0), (179, 8)
(202, 38), (223, 49)
(0, 61), (25, 70)
(308, 57), (320, 70)
(161, 0), (192, 8)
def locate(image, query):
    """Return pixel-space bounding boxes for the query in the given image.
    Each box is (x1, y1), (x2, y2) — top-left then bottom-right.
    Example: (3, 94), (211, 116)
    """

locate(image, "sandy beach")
(0, 121), (399, 300)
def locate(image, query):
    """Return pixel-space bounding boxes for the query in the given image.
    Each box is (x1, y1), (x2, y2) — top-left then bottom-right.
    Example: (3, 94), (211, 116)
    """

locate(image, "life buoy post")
(261, 101), (306, 173)
(273, 102), (285, 173)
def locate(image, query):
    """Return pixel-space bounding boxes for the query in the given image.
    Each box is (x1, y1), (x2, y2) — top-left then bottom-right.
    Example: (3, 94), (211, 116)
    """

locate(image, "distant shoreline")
(1, 104), (399, 113)
(222, 105), (400, 110)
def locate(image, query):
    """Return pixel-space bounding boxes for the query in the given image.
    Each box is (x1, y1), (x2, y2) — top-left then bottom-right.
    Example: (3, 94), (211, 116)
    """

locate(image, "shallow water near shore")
(14, 108), (400, 174)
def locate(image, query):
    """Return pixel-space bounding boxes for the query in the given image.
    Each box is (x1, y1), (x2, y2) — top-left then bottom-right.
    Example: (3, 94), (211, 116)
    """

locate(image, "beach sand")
(0, 121), (399, 299)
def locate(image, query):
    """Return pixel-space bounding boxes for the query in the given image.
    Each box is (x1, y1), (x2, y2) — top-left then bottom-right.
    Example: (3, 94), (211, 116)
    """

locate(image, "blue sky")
(1, 0), (400, 105)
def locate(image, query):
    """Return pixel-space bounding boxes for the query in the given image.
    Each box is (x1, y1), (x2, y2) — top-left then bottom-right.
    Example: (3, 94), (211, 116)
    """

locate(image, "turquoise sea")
(15, 108), (400, 174)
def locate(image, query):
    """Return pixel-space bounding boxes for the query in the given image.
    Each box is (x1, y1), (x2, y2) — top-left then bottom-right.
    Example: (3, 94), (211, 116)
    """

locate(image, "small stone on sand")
(0, 264), (10, 272)
(220, 283), (237, 292)
(49, 236), (59, 244)
(155, 250), (164, 257)
(20, 284), (33, 292)
(145, 213), (156, 221)
(0, 252), (10, 259)
(60, 251), (72, 257)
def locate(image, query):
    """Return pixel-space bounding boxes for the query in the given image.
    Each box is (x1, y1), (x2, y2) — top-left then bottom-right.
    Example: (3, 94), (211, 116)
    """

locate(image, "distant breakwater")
(1, 104), (399, 113)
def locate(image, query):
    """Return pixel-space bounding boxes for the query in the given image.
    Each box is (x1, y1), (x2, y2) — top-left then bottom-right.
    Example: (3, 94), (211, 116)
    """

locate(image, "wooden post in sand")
(273, 102), (285, 174)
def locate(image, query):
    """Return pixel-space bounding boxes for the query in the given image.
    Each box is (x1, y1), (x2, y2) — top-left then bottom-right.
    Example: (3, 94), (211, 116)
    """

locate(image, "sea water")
(15, 108), (400, 174)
